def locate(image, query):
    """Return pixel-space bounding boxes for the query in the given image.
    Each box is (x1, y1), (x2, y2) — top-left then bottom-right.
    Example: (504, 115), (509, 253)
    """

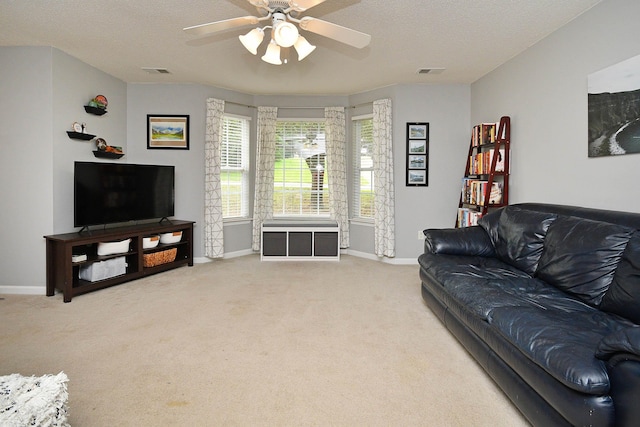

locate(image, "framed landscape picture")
(147, 115), (190, 150)
(406, 122), (429, 186)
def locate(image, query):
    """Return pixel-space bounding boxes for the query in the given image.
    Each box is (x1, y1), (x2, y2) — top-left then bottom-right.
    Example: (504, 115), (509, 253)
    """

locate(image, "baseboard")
(194, 249), (256, 264)
(343, 249), (417, 265)
(209, 249), (417, 264)
(224, 249), (256, 259)
(0, 286), (45, 296)
(0, 252), (415, 296)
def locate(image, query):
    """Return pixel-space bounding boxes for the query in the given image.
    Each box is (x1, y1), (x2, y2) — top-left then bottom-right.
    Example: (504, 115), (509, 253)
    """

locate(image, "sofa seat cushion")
(489, 306), (632, 394)
(445, 277), (597, 321)
(535, 216), (634, 307)
(418, 253), (530, 283)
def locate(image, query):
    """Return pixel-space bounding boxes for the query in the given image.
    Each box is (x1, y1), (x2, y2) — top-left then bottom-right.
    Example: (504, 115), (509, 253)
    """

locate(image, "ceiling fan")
(183, 0), (371, 65)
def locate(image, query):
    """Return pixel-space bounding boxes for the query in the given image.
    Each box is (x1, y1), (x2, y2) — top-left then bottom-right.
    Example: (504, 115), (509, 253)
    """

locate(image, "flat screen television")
(74, 161), (175, 228)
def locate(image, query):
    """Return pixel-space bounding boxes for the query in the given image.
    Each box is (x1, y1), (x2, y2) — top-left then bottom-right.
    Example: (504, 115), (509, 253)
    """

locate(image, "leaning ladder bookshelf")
(456, 116), (510, 227)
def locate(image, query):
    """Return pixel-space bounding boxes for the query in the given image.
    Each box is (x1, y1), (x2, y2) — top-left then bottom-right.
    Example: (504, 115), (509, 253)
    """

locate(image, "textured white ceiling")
(0, 0), (602, 95)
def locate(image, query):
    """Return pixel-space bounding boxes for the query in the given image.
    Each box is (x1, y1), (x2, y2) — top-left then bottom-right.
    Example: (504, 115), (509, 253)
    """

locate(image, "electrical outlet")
(418, 230), (425, 240)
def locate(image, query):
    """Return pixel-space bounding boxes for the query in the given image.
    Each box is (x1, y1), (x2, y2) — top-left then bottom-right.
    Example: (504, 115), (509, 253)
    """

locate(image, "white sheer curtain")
(252, 106), (278, 251)
(324, 107), (349, 248)
(204, 98), (225, 258)
(373, 98), (395, 258)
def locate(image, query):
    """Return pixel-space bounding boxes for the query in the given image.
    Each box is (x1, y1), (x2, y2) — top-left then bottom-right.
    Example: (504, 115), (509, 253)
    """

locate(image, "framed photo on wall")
(406, 122), (429, 186)
(147, 115), (190, 150)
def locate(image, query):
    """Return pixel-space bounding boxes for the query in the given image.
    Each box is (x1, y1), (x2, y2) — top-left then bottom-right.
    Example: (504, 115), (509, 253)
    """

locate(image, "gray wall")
(52, 49), (127, 233)
(126, 84), (257, 260)
(471, 0), (640, 212)
(0, 47), (128, 294)
(124, 86), (470, 262)
(348, 85), (471, 259)
(3, 0), (637, 292)
(0, 47), (55, 293)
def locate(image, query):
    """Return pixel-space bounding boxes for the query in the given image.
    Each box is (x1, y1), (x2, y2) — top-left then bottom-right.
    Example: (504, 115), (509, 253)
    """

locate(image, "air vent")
(142, 67), (171, 74)
(417, 68), (445, 75)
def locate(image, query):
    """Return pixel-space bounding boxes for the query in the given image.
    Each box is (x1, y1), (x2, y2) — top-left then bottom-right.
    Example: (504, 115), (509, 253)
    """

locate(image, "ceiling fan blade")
(299, 17), (371, 49)
(288, 0), (327, 12)
(183, 16), (259, 37)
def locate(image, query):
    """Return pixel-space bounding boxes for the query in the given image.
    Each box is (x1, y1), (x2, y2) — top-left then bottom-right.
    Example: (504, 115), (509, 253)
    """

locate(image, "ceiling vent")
(417, 68), (445, 75)
(142, 67), (171, 74)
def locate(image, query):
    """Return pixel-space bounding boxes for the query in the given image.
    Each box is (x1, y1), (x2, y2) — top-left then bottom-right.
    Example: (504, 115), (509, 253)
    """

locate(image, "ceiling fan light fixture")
(239, 28), (265, 55)
(261, 40), (283, 65)
(293, 35), (316, 61)
(273, 21), (299, 48)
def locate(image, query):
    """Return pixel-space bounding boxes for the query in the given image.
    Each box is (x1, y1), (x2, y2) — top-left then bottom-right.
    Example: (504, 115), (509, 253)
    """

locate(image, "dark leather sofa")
(418, 203), (640, 426)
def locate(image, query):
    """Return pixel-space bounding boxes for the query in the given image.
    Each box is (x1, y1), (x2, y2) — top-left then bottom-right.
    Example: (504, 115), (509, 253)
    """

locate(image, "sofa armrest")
(596, 326), (640, 360)
(603, 352), (640, 426)
(423, 226), (495, 256)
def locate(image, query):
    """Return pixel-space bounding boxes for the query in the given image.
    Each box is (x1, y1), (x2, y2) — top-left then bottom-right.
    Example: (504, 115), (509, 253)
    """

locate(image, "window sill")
(223, 218), (252, 226)
(350, 218), (374, 227)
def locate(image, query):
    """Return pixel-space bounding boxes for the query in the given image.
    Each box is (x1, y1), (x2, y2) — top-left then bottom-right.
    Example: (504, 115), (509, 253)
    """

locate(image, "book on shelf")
(472, 123), (497, 146)
(491, 148), (505, 173)
(461, 179), (503, 206)
(489, 182), (503, 204)
(457, 208), (483, 227)
(467, 148), (506, 175)
(481, 123), (496, 145)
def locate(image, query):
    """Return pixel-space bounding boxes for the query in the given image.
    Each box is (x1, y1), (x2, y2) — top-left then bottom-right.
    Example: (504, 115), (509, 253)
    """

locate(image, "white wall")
(472, 0), (640, 212)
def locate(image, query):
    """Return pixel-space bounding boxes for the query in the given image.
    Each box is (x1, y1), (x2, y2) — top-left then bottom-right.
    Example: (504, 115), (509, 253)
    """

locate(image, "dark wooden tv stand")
(44, 220), (194, 302)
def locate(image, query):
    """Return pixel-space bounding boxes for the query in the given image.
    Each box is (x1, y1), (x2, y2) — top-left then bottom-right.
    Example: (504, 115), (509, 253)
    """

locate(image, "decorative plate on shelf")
(94, 95), (108, 107)
(95, 138), (107, 150)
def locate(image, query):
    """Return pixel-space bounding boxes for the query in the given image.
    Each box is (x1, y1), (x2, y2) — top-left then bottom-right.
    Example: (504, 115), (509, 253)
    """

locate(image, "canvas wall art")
(588, 54), (640, 157)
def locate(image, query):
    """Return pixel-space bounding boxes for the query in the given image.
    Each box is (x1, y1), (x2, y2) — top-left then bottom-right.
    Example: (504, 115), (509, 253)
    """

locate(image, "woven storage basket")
(143, 248), (177, 268)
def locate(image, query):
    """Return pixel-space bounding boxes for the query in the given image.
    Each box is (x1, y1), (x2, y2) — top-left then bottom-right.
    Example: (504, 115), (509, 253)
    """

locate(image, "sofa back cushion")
(600, 232), (640, 323)
(479, 206), (557, 276)
(535, 216), (634, 307)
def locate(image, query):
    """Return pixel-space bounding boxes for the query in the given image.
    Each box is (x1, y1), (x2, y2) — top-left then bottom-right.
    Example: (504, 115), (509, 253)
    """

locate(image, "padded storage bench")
(261, 220), (339, 261)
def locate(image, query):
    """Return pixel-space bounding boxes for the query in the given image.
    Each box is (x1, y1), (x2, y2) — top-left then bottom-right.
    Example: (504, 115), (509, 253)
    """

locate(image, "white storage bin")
(97, 238), (131, 256)
(160, 231), (182, 244)
(79, 256), (127, 282)
(143, 235), (160, 249)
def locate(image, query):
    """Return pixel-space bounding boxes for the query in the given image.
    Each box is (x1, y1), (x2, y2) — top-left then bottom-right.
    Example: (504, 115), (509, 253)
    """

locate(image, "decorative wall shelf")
(84, 105), (107, 116)
(93, 150), (124, 159)
(66, 131), (95, 140)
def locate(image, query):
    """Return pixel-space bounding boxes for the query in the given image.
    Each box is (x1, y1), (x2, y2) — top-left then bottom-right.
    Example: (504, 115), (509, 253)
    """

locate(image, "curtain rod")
(223, 100), (373, 110)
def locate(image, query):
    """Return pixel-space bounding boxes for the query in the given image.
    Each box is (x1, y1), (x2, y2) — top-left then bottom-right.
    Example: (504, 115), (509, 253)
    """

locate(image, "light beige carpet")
(1, 255), (529, 426)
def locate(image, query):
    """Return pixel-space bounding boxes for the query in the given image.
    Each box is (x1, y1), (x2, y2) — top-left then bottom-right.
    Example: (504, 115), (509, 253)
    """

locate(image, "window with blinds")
(273, 120), (328, 216)
(352, 115), (374, 219)
(221, 115), (250, 218)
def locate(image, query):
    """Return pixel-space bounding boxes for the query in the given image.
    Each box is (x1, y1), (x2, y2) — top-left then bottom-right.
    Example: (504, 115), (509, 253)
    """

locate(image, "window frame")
(273, 118), (329, 218)
(352, 113), (374, 222)
(220, 113), (251, 220)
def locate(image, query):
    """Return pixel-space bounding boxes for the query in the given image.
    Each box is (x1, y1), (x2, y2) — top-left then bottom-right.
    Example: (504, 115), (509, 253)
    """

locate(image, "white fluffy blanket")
(0, 372), (69, 426)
